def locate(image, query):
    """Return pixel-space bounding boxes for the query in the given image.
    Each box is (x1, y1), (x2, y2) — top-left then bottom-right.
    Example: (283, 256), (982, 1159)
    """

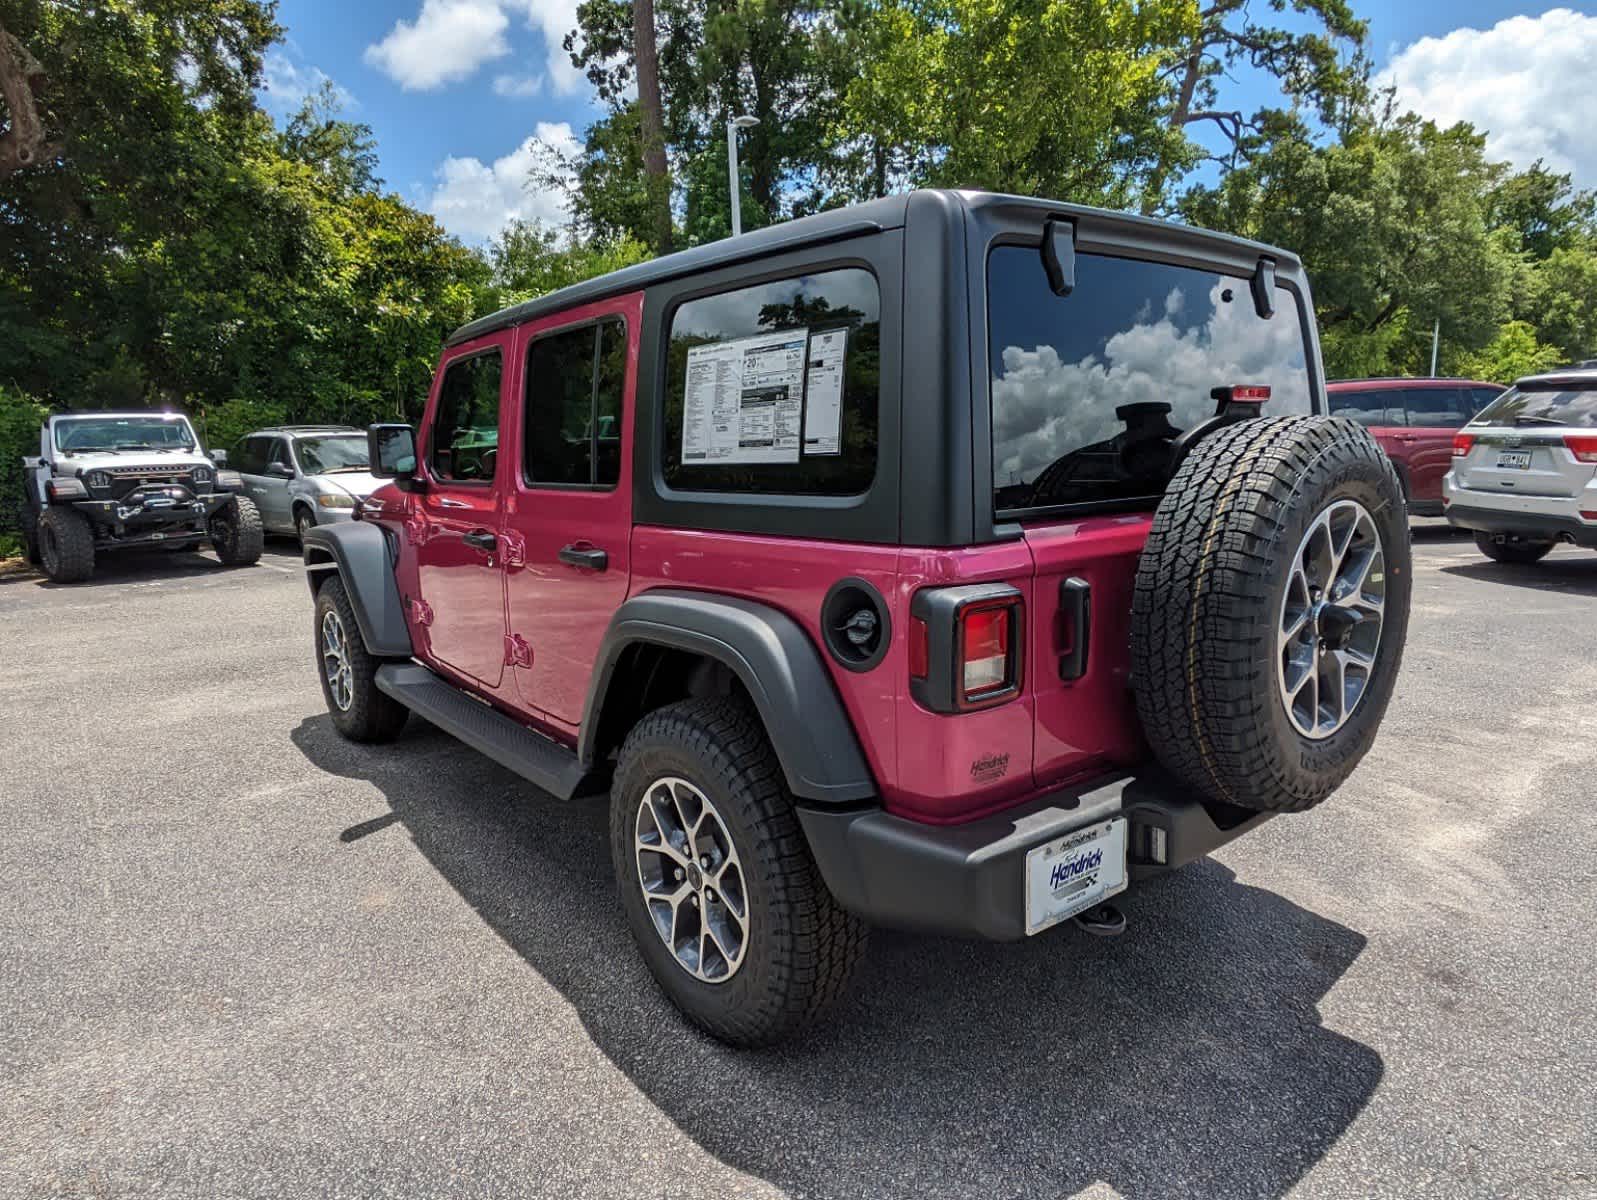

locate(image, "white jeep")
(18, 411), (264, 583)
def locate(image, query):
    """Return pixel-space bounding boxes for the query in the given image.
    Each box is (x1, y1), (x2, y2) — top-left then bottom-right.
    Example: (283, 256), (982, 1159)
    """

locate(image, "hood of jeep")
(55, 450), (214, 474)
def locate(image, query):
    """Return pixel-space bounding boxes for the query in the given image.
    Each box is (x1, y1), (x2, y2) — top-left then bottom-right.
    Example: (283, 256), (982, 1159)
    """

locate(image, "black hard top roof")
(446, 189), (1302, 348)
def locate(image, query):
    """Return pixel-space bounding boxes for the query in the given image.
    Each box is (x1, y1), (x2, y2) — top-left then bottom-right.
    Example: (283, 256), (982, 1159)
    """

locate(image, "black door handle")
(1059, 576), (1091, 681)
(558, 543), (608, 570)
(462, 529), (497, 552)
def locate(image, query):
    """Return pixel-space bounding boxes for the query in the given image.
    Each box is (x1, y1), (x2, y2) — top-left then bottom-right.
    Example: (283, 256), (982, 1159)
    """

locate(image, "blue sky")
(258, 2), (1597, 244)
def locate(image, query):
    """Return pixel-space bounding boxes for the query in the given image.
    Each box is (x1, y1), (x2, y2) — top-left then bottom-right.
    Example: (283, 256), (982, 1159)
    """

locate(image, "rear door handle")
(462, 529), (497, 552)
(1059, 576), (1091, 681)
(558, 543), (608, 571)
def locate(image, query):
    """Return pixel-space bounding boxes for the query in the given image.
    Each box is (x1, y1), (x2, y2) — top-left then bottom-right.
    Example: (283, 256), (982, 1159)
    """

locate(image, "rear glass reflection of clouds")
(989, 248), (1310, 505)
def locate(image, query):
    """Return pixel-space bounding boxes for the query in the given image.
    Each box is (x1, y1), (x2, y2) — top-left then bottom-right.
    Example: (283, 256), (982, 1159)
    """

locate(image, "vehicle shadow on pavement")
(1440, 557), (1597, 597)
(292, 715), (1382, 1200)
(0, 546), (301, 588)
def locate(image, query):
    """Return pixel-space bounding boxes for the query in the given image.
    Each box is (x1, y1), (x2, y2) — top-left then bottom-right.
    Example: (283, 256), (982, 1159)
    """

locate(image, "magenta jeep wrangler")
(303, 191), (1410, 1046)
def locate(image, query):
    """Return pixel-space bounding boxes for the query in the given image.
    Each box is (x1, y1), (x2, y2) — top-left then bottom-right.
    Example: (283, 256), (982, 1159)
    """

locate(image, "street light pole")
(727, 115), (759, 238)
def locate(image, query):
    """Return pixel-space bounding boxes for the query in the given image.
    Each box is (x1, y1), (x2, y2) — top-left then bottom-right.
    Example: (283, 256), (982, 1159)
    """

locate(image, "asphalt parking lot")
(2, 524), (1595, 1199)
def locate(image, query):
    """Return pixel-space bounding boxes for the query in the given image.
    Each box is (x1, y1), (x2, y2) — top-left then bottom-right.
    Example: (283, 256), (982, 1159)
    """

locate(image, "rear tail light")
(908, 584), (1024, 713)
(1564, 434), (1597, 463)
(960, 604), (1012, 699)
(1452, 434), (1475, 457)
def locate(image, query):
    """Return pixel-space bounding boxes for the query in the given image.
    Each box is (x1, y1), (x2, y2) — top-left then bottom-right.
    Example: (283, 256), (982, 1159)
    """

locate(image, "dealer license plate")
(1497, 450), (1533, 469)
(1025, 818), (1128, 935)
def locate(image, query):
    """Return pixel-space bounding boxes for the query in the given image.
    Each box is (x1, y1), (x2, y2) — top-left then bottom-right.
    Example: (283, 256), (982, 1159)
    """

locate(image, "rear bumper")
(1444, 502), (1597, 548)
(796, 770), (1271, 941)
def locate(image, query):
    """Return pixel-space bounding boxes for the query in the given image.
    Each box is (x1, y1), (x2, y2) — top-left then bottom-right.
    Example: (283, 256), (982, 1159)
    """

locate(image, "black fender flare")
(301, 521), (413, 659)
(579, 590), (877, 805)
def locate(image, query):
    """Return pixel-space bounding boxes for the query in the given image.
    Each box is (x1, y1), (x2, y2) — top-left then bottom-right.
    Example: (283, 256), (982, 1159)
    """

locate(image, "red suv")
(303, 191), (1411, 1045)
(1327, 378), (1503, 515)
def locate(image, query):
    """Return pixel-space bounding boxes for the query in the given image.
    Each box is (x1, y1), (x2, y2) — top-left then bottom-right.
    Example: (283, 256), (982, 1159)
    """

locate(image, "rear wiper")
(1513, 415), (1565, 426)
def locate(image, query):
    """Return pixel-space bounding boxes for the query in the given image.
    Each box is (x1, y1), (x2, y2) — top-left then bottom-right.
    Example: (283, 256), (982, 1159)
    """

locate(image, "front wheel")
(313, 576), (409, 742)
(210, 495), (264, 566)
(610, 697), (867, 1047)
(1473, 530), (1555, 564)
(295, 507), (315, 545)
(37, 507), (96, 583)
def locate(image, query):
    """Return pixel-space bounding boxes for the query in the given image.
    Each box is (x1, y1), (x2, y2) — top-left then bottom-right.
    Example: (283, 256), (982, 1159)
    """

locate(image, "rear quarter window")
(660, 268), (880, 496)
(988, 246), (1313, 513)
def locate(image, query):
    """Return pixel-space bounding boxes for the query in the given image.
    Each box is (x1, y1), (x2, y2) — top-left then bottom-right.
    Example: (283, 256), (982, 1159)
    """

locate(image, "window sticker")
(802, 329), (847, 456)
(682, 330), (808, 465)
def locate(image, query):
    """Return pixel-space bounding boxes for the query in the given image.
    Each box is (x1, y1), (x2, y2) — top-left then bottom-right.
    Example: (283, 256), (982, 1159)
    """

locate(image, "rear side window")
(1328, 389), (1401, 426)
(988, 247), (1312, 514)
(1401, 387), (1469, 427)
(660, 268), (880, 496)
(1472, 381), (1597, 428)
(524, 318), (627, 489)
(430, 350), (503, 482)
(232, 436), (269, 474)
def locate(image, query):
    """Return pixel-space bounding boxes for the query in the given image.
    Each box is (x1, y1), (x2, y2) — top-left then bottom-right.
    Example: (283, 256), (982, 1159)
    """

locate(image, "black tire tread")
(212, 495), (265, 566)
(612, 697), (866, 1047)
(314, 576), (409, 743)
(1131, 416), (1409, 814)
(38, 506), (95, 582)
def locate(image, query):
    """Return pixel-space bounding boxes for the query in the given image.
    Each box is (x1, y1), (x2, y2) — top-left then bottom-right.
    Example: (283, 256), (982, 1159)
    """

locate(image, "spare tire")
(1131, 416), (1411, 813)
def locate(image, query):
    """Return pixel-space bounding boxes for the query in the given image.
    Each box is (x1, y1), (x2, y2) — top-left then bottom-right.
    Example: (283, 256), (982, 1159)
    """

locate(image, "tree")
(1142, 0), (1367, 212)
(1455, 321), (1563, 384)
(1182, 109), (1515, 377)
(832, 0), (1194, 208)
(1487, 161), (1596, 261)
(486, 220), (652, 304)
(280, 80), (381, 196)
(632, 0), (673, 252)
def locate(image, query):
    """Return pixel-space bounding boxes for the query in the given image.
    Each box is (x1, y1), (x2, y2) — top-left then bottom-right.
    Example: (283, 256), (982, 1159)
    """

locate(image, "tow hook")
(1073, 902), (1126, 937)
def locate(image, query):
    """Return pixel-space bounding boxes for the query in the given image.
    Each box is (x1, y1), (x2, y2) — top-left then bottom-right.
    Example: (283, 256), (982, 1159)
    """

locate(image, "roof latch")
(1250, 255), (1277, 319)
(1042, 218), (1076, 297)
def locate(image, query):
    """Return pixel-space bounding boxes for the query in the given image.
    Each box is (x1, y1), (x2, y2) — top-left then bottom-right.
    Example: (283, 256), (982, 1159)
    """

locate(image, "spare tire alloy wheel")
(1131, 416), (1412, 814)
(1278, 499), (1386, 739)
(634, 776), (749, 983)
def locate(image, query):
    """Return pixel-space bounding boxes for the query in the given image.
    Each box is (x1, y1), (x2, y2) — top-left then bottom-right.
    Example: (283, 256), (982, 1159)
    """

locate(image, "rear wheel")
(1131, 416), (1411, 814)
(313, 576), (409, 742)
(37, 507), (95, 583)
(210, 495), (264, 566)
(611, 697), (866, 1047)
(1473, 530), (1555, 564)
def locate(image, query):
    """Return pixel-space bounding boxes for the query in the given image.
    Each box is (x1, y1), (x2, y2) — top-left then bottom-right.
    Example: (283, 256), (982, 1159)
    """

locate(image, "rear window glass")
(661, 268), (880, 496)
(988, 246), (1312, 514)
(1471, 382), (1597, 428)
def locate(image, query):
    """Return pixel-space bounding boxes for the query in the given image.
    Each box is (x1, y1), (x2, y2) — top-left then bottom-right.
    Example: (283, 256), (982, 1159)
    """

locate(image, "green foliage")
(0, 387), (49, 541)
(486, 222), (653, 305)
(1454, 321), (1563, 385)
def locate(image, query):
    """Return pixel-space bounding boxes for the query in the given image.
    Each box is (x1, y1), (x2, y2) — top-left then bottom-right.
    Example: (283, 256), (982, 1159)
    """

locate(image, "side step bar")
(374, 662), (604, 799)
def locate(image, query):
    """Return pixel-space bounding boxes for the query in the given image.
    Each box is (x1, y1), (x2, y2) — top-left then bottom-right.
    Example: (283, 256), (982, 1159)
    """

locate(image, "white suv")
(1444, 368), (1597, 563)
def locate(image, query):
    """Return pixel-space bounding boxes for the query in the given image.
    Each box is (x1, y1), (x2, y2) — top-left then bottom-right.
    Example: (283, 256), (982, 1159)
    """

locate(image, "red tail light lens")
(1564, 434), (1597, 463)
(1452, 433), (1475, 457)
(959, 603), (1015, 702)
(908, 616), (929, 680)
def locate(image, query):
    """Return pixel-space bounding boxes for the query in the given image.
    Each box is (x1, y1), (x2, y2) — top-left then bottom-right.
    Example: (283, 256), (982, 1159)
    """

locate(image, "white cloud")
(363, 0), (511, 91)
(426, 122), (579, 241)
(260, 50), (354, 116)
(992, 283), (1310, 486)
(492, 72), (544, 98)
(1376, 8), (1597, 185)
(364, 0), (586, 95)
(506, 0), (586, 96)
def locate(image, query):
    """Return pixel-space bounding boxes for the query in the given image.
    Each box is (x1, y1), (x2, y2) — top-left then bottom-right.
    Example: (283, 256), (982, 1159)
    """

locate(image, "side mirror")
(267, 461), (295, 479)
(369, 423), (421, 490)
(210, 449), (229, 466)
